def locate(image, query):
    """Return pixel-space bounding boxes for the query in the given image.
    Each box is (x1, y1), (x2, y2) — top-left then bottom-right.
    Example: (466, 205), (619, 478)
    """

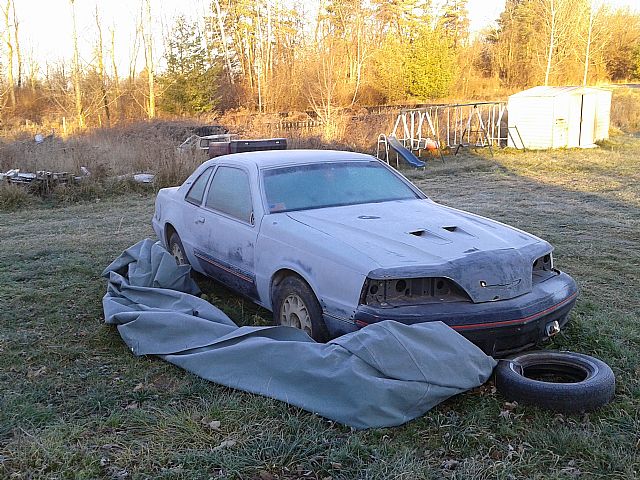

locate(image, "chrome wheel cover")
(171, 242), (186, 265)
(280, 293), (312, 336)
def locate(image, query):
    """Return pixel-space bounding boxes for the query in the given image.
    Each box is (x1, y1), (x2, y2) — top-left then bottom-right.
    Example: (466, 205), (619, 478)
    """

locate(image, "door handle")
(195, 216), (205, 224)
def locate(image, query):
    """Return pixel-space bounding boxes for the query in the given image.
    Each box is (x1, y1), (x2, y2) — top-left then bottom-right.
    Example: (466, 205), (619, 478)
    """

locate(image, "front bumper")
(353, 272), (578, 357)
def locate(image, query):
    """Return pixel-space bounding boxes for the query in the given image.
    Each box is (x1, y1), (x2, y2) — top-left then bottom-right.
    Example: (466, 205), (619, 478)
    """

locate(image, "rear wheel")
(273, 276), (329, 342)
(168, 231), (188, 266)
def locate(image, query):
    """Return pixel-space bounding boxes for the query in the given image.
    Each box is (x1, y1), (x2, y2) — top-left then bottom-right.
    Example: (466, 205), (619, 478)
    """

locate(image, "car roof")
(200, 149), (376, 169)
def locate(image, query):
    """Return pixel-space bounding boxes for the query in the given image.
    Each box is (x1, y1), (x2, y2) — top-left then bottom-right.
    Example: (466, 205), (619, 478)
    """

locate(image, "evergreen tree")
(406, 28), (456, 99)
(159, 17), (222, 115)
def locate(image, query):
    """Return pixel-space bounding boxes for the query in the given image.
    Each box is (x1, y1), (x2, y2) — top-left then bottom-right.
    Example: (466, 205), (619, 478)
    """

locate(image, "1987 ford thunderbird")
(152, 150), (578, 356)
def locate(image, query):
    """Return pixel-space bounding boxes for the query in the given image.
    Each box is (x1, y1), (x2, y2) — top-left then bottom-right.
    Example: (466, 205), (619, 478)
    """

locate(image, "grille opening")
(363, 277), (469, 306)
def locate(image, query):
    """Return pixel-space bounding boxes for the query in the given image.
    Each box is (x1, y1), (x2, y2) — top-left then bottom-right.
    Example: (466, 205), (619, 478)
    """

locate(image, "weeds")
(2, 89), (638, 213)
(0, 178), (157, 211)
(610, 87), (640, 133)
(0, 184), (35, 210)
(0, 119), (206, 181)
(48, 181), (105, 205)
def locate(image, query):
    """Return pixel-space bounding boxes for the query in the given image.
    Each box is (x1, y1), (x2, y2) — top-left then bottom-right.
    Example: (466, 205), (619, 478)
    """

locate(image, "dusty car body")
(152, 150), (578, 356)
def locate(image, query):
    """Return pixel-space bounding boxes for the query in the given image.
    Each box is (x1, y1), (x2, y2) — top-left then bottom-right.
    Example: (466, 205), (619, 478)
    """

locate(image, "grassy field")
(1, 135), (639, 479)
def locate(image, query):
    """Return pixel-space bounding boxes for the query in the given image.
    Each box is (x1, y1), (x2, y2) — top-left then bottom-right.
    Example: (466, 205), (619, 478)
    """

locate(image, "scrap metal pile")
(0, 168), (83, 192)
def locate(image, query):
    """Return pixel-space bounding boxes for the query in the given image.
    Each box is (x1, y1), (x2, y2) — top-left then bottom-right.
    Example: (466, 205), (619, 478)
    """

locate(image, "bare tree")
(3, 0), (16, 107)
(582, 0), (603, 85)
(213, 0), (234, 85)
(142, 0), (155, 118)
(543, 0), (558, 85)
(95, 5), (111, 126)
(70, 0), (85, 129)
(26, 47), (38, 94)
(110, 26), (121, 121)
(537, 0), (575, 86)
(11, 0), (20, 88)
(306, 44), (341, 140)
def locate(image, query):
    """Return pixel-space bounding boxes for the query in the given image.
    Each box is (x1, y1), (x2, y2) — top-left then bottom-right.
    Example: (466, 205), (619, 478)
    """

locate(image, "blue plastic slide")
(387, 135), (426, 168)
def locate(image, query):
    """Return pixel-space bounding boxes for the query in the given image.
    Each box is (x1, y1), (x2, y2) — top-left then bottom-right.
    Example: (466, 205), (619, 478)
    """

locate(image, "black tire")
(272, 276), (329, 342)
(168, 231), (189, 266)
(495, 351), (615, 413)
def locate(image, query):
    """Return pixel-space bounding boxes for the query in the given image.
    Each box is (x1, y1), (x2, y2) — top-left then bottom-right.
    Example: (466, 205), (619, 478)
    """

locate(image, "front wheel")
(272, 276), (329, 342)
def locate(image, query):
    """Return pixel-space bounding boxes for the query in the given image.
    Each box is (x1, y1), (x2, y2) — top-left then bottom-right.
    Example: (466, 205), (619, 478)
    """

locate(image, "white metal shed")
(507, 86), (612, 149)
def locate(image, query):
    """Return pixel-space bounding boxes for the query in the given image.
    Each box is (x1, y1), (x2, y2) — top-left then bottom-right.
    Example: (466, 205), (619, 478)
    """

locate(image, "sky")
(14, 0), (207, 74)
(13, 0), (640, 76)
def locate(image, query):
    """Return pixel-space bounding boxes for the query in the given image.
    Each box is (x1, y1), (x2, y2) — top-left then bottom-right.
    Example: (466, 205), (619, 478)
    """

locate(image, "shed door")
(553, 96), (569, 148)
(579, 93), (597, 147)
(567, 95), (582, 148)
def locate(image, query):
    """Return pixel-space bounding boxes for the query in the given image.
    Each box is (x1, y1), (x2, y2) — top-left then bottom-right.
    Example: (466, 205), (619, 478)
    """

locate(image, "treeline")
(1, 0), (640, 134)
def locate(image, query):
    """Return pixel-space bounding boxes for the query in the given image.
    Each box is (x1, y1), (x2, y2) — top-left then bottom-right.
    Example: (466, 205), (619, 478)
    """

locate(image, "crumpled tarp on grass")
(103, 239), (496, 429)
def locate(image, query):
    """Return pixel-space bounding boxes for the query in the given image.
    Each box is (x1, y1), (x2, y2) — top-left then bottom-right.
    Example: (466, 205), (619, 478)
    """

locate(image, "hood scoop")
(409, 225), (474, 243)
(442, 225), (474, 237)
(408, 229), (451, 245)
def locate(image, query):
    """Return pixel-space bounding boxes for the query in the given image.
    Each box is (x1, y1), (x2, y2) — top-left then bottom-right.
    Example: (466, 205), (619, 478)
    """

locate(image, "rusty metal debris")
(1, 169), (72, 184)
(0, 167), (93, 193)
(1, 167), (155, 190)
(114, 173), (155, 183)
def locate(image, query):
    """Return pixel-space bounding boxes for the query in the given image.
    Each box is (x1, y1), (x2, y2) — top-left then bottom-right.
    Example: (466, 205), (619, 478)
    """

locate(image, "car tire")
(495, 351), (615, 413)
(168, 232), (189, 266)
(272, 276), (329, 342)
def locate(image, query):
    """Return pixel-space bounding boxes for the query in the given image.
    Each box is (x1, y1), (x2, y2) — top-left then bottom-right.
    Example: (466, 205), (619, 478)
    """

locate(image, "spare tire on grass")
(495, 351), (615, 413)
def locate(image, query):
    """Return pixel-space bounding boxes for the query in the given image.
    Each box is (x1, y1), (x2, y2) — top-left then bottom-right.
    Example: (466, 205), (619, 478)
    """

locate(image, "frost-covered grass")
(1, 135), (638, 479)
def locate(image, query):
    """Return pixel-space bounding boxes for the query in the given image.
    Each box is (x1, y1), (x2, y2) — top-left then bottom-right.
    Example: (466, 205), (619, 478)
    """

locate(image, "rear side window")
(185, 167), (213, 205)
(205, 167), (253, 223)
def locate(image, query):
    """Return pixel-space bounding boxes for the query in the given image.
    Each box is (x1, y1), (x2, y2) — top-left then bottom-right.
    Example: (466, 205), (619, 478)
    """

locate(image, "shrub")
(0, 184), (35, 210)
(610, 88), (640, 133)
(49, 180), (105, 205)
(407, 28), (456, 99)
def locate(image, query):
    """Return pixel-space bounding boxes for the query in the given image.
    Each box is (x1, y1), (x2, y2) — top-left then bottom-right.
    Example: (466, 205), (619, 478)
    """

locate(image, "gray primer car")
(152, 150), (578, 356)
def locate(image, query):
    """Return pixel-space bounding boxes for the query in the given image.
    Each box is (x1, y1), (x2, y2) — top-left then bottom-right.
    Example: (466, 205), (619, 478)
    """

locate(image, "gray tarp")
(103, 239), (496, 429)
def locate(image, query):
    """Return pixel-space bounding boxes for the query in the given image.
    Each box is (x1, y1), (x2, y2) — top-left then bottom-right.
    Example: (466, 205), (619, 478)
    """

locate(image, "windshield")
(262, 161), (421, 213)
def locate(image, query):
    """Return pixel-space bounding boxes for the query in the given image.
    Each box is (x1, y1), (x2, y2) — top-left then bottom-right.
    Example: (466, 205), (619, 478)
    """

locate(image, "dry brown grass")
(0, 120), (208, 204)
(0, 120), (207, 179)
(224, 111), (397, 154)
(1, 89), (638, 208)
(609, 87), (640, 133)
(0, 183), (34, 210)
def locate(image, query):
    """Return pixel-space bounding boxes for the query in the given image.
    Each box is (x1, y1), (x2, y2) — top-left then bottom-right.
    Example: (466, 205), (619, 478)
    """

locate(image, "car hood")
(286, 199), (551, 303)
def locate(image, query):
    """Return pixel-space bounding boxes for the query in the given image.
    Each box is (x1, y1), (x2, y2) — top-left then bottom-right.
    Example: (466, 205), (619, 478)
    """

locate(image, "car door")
(179, 166), (215, 264)
(192, 165), (260, 300)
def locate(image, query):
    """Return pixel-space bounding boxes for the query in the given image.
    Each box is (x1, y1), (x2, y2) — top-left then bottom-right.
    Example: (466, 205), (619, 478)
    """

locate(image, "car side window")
(205, 166), (253, 223)
(185, 167), (213, 205)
